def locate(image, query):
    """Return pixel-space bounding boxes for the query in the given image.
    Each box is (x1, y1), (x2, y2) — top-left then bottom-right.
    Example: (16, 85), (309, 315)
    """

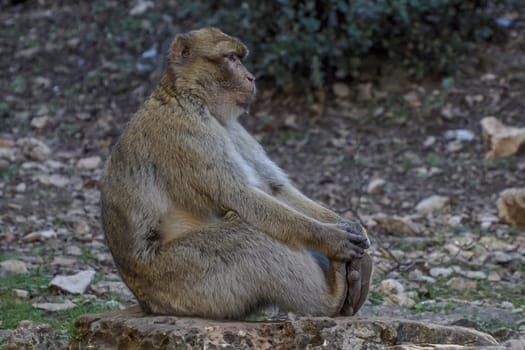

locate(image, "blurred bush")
(176, 0), (513, 89)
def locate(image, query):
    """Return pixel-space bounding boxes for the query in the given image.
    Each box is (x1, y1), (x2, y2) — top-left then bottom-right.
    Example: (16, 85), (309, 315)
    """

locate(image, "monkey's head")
(166, 28), (256, 121)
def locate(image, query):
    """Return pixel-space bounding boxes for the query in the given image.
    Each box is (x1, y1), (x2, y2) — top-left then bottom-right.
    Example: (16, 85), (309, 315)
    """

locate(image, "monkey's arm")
(227, 122), (343, 223)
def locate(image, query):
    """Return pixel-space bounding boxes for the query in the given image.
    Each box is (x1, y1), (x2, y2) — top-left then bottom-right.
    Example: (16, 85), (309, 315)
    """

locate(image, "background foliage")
(176, 0), (513, 89)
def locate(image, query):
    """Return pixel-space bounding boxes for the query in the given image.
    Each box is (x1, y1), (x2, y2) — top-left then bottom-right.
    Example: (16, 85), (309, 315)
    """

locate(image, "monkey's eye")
(226, 54), (237, 62)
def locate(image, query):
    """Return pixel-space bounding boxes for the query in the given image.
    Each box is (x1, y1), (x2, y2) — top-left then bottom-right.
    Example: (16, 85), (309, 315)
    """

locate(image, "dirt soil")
(0, 0), (524, 345)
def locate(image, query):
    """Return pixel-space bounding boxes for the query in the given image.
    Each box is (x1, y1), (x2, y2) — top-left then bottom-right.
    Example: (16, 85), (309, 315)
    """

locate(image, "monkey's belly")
(157, 208), (218, 243)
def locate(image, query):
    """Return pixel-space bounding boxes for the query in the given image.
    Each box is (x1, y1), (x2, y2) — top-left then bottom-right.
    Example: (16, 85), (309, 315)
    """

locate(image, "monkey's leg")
(134, 217), (347, 319)
(339, 253), (373, 316)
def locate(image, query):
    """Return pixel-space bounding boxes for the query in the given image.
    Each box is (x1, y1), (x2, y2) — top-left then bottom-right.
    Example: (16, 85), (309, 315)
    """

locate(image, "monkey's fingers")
(339, 222), (370, 249)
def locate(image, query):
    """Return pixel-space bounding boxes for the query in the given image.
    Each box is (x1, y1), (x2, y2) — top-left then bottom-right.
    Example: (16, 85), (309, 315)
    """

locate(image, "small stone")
(17, 137), (52, 161)
(66, 246), (82, 256)
(489, 251), (513, 264)
(50, 270), (96, 294)
(91, 281), (134, 299)
(22, 229), (57, 243)
(33, 300), (76, 311)
(446, 140), (463, 152)
(488, 271), (501, 282)
(444, 129), (475, 142)
(51, 257), (76, 267)
(77, 156), (102, 170)
(447, 215), (465, 226)
(36, 174), (70, 188)
(403, 91), (422, 108)
(497, 188), (525, 227)
(423, 136), (436, 148)
(332, 83), (350, 98)
(378, 279), (415, 308)
(481, 117), (525, 159)
(356, 83), (373, 101)
(415, 195), (449, 214)
(15, 183), (26, 192)
(429, 267), (454, 278)
(30, 116), (49, 129)
(458, 270), (487, 280)
(478, 213), (499, 230)
(376, 214), (420, 236)
(75, 221), (91, 236)
(0, 259), (28, 276)
(448, 277), (477, 291)
(129, 1), (154, 16)
(366, 178), (386, 194)
(14, 289), (29, 299)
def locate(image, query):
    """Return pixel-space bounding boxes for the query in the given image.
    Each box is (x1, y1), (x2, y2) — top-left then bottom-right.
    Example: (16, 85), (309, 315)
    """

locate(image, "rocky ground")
(0, 1), (524, 348)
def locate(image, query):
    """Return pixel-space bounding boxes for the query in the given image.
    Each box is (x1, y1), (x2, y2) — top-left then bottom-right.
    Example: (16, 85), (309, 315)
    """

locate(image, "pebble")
(33, 300), (76, 311)
(77, 156), (102, 170)
(447, 277), (477, 291)
(366, 178), (386, 194)
(15, 183), (26, 192)
(14, 289), (29, 299)
(376, 214), (420, 236)
(35, 174), (70, 188)
(444, 129), (475, 142)
(378, 279), (416, 308)
(22, 229), (57, 243)
(332, 83), (351, 98)
(30, 116), (49, 129)
(429, 267), (454, 278)
(457, 270), (487, 280)
(0, 259), (28, 276)
(50, 270), (96, 294)
(415, 195), (449, 214)
(17, 137), (51, 161)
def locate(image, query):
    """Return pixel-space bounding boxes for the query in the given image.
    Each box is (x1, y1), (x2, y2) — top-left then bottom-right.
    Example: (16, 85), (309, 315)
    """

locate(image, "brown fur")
(101, 28), (371, 319)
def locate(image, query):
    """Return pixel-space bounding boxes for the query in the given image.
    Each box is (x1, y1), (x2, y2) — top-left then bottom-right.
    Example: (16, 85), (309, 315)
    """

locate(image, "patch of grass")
(471, 317), (519, 333)
(78, 248), (97, 264)
(412, 300), (458, 313)
(368, 290), (384, 305)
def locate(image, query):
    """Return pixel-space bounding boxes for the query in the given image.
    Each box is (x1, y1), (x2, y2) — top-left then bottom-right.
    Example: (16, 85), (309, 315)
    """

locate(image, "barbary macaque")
(101, 27), (372, 319)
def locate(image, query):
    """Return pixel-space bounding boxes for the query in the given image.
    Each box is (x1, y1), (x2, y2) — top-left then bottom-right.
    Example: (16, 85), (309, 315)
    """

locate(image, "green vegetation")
(177, 0), (513, 89)
(0, 271), (122, 336)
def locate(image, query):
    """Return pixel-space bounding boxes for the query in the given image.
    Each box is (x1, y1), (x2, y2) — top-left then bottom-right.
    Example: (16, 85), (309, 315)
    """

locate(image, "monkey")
(100, 27), (372, 319)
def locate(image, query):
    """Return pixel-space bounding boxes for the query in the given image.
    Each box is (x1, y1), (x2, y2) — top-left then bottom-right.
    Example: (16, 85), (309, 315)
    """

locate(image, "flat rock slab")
(72, 306), (503, 349)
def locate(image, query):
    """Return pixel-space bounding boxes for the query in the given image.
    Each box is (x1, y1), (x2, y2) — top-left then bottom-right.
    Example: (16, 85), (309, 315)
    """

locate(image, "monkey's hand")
(319, 223), (367, 261)
(336, 220), (370, 250)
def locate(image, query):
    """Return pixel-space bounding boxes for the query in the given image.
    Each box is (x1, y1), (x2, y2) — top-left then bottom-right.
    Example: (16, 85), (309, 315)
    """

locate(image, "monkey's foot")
(340, 252), (372, 316)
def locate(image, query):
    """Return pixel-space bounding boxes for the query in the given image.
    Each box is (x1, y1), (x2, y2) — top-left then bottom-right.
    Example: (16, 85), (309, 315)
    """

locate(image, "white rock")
(30, 116), (49, 129)
(50, 270), (96, 294)
(77, 156), (102, 170)
(129, 1), (154, 15)
(36, 174), (70, 188)
(423, 136), (436, 148)
(447, 215), (466, 226)
(446, 140), (463, 152)
(457, 270), (487, 280)
(0, 259), (28, 276)
(444, 129), (475, 142)
(15, 183), (26, 192)
(415, 195), (449, 213)
(332, 83), (351, 98)
(366, 178), (386, 194)
(429, 267), (454, 278)
(14, 289), (29, 299)
(488, 251), (513, 264)
(378, 279), (415, 308)
(33, 300), (76, 311)
(22, 229), (57, 243)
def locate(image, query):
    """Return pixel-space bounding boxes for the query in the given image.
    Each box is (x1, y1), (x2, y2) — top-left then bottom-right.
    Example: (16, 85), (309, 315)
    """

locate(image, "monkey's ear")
(169, 34), (191, 62)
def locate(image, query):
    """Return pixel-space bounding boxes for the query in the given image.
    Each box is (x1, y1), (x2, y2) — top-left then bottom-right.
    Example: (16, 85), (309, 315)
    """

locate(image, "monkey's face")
(168, 28), (256, 121)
